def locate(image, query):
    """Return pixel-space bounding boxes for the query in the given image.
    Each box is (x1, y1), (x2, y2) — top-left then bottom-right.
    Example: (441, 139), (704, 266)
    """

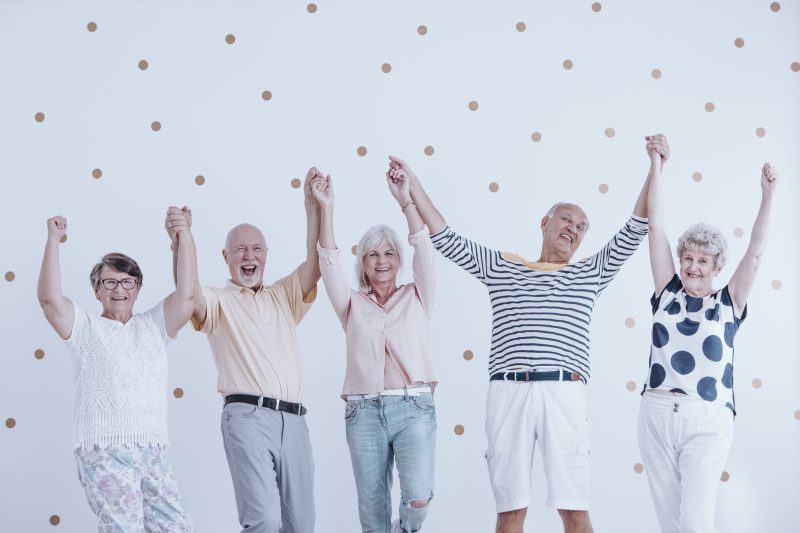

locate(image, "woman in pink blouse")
(310, 163), (436, 533)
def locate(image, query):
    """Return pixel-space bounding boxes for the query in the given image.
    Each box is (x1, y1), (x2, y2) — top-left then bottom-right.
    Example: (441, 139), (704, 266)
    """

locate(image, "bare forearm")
(174, 230), (198, 302)
(37, 238), (63, 306)
(408, 176), (446, 234)
(318, 206), (337, 250)
(746, 195), (772, 259)
(634, 162), (656, 219)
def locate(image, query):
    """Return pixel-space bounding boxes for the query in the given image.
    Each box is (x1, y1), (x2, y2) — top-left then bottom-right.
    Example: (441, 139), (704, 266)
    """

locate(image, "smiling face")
(223, 224), (267, 289)
(362, 239), (400, 289)
(94, 266), (139, 318)
(539, 203), (589, 263)
(679, 249), (720, 296)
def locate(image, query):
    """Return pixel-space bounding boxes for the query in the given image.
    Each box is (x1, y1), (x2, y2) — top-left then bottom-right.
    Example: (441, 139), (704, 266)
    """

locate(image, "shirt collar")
(224, 279), (265, 295)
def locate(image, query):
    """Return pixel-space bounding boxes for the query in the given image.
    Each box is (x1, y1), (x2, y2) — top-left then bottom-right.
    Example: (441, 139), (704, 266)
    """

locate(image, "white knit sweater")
(65, 301), (170, 449)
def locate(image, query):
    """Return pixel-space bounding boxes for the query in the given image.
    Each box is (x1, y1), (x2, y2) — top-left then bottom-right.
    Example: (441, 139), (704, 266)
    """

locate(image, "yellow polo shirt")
(193, 269), (316, 403)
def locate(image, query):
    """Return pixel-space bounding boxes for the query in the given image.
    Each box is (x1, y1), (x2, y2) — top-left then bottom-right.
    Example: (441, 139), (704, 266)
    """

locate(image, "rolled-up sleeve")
(409, 225), (435, 316)
(317, 243), (353, 327)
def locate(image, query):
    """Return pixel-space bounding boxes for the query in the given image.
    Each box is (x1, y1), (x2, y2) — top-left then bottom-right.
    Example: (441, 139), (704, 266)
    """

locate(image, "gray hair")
(545, 202), (590, 231)
(676, 223), (728, 270)
(89, 252), (143, 290)
(355, 225), (404, 291)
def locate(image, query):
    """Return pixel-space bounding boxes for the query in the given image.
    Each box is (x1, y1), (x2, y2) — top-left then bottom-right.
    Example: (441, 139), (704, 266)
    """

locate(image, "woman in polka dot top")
(638, 134), (777, 533)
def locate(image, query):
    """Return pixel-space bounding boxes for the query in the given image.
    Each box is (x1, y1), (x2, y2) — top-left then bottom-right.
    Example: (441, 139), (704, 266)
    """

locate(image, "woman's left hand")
(761, 162), (778, 195)
(386, 166), (411, 205)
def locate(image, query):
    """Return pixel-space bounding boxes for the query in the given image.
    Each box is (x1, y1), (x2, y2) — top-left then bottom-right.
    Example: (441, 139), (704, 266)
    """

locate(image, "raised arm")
(389, 156), (446, 235)
(645, 134), (676, 295)
(297, 167), (322, 300)
(386, 162), (424, 234)
(37, 216), (74, 339)
(166, 206), (206, 325)
(727, 163), (777, 316)
(163, 207), (198, 338)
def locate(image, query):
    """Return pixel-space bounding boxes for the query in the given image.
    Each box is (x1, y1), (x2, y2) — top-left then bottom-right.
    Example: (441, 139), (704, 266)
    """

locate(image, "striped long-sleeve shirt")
(430, 215), (648, 380)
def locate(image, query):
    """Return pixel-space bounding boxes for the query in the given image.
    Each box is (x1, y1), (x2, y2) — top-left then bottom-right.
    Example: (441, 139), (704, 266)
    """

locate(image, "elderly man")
(386, 137), (668, 533)
(166, 168), (322, 533)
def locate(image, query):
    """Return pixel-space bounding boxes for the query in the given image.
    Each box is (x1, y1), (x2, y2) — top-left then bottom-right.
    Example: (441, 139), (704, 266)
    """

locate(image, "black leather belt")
(225, 394), (307, 416)
(490, 370), (585, 383)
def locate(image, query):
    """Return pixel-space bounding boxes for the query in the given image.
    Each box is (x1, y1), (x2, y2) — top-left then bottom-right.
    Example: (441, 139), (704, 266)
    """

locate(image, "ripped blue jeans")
(345, 392), (436, 533)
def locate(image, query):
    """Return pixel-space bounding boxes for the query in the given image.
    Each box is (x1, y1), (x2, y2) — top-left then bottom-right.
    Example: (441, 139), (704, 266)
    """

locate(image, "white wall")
(1, 1), (798, 531)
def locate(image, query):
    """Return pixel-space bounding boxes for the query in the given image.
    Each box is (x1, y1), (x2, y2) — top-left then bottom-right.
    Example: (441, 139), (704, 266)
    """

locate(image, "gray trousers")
(221, 402), (316, 533)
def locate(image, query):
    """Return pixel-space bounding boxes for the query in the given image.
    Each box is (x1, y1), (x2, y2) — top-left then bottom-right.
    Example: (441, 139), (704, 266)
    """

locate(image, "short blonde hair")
(676, 223), (728, 269)
(355, 225), (404, 291)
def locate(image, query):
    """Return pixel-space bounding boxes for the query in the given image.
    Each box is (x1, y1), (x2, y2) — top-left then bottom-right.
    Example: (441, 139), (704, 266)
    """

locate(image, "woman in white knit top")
(37, 208), (198, 532)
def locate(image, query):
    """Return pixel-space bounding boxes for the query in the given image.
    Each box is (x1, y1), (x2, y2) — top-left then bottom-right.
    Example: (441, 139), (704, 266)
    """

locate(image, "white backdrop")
(1, 1), (798, 531)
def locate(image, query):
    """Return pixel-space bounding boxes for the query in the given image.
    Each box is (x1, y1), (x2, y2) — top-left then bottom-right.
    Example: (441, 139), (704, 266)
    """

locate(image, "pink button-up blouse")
(317, 226), (437, 397)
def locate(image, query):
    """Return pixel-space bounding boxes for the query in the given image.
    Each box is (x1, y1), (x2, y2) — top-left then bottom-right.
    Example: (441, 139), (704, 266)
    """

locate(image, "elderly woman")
(640, 134), (776, 533)
(310, 167), (436, 533)
(36, 208), (198, 532)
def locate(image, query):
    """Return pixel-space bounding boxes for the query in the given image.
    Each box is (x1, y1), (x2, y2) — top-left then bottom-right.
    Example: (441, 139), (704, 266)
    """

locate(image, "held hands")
(309, 169), (333, 208)
(761, 162), (778, 195)
(46, 216), (68, 242)
(165, 206), (192, 248)
(645, 134), (670, 166)
(386, 156), (412, 205)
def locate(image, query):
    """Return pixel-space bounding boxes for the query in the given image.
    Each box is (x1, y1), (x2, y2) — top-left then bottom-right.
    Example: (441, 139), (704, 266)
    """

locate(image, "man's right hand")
(46, 216), (68, 243)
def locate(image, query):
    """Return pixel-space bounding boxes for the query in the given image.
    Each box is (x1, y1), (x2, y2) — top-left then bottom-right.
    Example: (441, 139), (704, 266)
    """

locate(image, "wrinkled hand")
(304, 167), (322, 203)
(385, 166), (411, 204)
(761, 162), (778, 194)
(310, 172), (333, 208)
(47, 216), (67, 242)
(165, 206), (192, 247)
(645, 134), (670, 166)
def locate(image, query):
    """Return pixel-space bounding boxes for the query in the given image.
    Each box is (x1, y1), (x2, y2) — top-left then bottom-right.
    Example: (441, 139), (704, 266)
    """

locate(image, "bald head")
(223, 224), (268, 289)
(226, 224), (266, 251)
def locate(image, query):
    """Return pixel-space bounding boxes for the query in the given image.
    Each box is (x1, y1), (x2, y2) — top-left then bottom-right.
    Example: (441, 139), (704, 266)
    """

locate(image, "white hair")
(355, 225), (404, 291)
(677, 223), (729, 269)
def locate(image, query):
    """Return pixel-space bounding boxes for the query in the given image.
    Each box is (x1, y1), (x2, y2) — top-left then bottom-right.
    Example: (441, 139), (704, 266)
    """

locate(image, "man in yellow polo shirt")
(167, 168), (323, 533)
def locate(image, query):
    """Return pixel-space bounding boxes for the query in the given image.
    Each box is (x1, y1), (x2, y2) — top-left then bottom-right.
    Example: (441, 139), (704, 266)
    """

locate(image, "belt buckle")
(257, 396), (265, 408)
(274, 399), (281, 412)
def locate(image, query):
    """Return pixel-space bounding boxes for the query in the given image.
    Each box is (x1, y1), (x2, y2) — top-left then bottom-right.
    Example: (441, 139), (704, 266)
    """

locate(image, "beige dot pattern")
(262, 90), (272, 101)
(592, 2), (602, 13)
(794, 410), (800, 420)
(733, 227), (744, 238)
(357, 146), (367, 157)
(92, 168), (102, 179)
(138, 59), (149, 70)
(424, 145), (434, 156)
(173, 388), (184, 399)
(5, 418), (15, 429)
(626, 381), (637, 392)
(34, 349), (45, 360)
(756, 127), (766, 138)
(771, 2), (781, 12)
(195, 175), (205, 186)
(634, 463), (644, 474)
(720, 471), (730, 482)
(598, 183), (609, 194)
(772, 280), (782, 290)
(351, 245), (358, 256)
(752, 378), (762, 389)
(5, 271), (15, 282)
(625, 317), (635, 328)
(692, 172), (703, 182)
(225, 34), (236, 44)
(50, 515), (60, 526)
(734, 38), (744, 48)
(381, 63), (392, 73)
(489, 182), (499, 193)
(531, 131), (542, 142)
(651, 68), (662, 79)
(87, 21), (97, 32)
(59, 235), (67, 243)
(792, 62), (800, 72)
(151, 121), (161, 132)
(454, 424), (465, 435)
(417, 25), (428, 36)
(290, 178), (302, 189)
(307, 3), (317, 14)
(605, 127), (615, 138)
(35, 112), (45, 123)
(468, 100), (479, 111)
(705, 102), (715, 112)
(463, 350), (474, 361)
(563, 59), (574, 70)
(516, 22), (526, 32)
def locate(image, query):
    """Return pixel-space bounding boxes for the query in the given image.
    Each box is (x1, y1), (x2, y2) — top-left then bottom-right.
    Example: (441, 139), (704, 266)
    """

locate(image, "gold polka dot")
(733, 227), (744, 238)
(5, 271), (15, 282)
(489, 182), (499, 193)
(752, 378), (762, 389)
(598, 183), (609, 194)
(50, 515), (60, 525)
(625, 317), (635, 328)
(5, 418), (15, 429)
(151, 121), (161, 132)
(626, 381), (637, 391)
(792, 62), (800, 72)
(705, 102), (715, 112)
(770, 2), (780, 12)
(381, 63), (392, 73)
(720, 471), (730, 482)
(261, 90), (272, 101)
(454, 424), (465, 435)
(173, 387), (184, 399)
(225, 34), (235, 45)
(563, 59), (574, 70)
(87, 21), (97, 32)
(634, 463), (644, 474)
(463, 350), (474, 361)
(195, 175), (206, 186)
(468, 100), (479, 111)
(307, 3), (317, 13)
(138, 59), (149, 70)
(592, 2), (602, 13)
(357, 146), (367, 157)
(531, 131), (542, 142)
(651, 68), (662, 79)
(692, 172), (703, 182)
(424, 145), (434, 156)
(516, 22), (526, 32)
(35, 112), (45, 123)
(794, 410), (800, 420)
(91, 168), (102, 179)
(772, 280), (782, 290)
(417, 25), (428, 36)
(604, 127), (615, 138)
(60, 235), (67, 244)
(756, 127), (766, 138)
(290, 178), (302, 189)
(34, 349), (45, 360)
(734, 37), (744, 48)
(351, 245), (358, 255)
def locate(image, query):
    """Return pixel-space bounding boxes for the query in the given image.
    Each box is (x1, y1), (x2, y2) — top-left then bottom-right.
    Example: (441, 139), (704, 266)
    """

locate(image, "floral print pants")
(74, 444), (193, 533)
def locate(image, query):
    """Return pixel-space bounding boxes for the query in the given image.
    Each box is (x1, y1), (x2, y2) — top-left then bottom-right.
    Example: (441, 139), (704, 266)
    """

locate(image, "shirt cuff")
(408, 225), (431, 245)
(316, 242), (341, 264)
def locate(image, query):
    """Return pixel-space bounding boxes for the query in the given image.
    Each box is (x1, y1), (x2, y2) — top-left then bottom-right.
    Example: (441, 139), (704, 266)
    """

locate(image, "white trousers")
(637, 392), (734, 533)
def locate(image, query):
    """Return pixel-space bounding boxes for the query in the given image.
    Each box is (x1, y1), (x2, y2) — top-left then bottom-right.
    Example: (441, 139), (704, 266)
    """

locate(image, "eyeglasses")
(100, 278), (138, 290)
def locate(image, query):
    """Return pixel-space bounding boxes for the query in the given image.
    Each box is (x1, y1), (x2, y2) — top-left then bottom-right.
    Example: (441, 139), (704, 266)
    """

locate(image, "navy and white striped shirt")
(431, 215), (648, 380)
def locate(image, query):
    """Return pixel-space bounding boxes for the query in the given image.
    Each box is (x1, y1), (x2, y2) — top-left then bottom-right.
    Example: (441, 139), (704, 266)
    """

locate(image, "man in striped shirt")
(386, 139), (667, 533)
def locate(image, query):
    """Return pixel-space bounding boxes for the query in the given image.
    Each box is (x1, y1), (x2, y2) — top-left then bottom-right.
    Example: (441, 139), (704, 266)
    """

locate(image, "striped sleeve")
(593, 215), (649, 294)
(429, 226), (499, 285)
